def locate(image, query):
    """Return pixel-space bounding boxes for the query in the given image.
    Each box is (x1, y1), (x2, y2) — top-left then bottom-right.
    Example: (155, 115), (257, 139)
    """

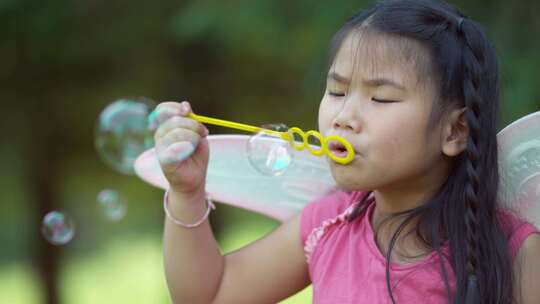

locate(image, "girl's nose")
(332, 99), (362, 132)
(333, 118), (360, 132)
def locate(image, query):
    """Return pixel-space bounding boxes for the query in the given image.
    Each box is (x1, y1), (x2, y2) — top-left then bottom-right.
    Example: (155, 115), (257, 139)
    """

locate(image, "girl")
(154, 0), (540, 303)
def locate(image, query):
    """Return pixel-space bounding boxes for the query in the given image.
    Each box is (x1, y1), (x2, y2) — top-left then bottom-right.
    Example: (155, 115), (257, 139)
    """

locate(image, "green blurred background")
(1, 0), (538, 303)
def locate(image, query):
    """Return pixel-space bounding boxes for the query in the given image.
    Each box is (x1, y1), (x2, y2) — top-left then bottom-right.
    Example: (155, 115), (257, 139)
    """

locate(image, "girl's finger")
(180, 101), (192, 115)
(148, 101), (192, 130)
(154, 116), (208, 140)
(157, 127), (200, 150)
(156, 141), (196, 165)
(148, 105), (179, 131)
(155, 127), (200, 165)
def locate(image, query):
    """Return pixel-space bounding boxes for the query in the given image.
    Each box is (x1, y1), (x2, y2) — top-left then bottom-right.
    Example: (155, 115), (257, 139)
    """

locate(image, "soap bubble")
(97, 189), (127, 221)
(95, 98), (155, 175)
(41, 211), (75, 245)
(247, 123), (294, 176)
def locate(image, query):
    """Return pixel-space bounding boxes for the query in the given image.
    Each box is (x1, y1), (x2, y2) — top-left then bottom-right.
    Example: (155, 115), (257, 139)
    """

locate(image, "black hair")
(330, 1), (514, 303)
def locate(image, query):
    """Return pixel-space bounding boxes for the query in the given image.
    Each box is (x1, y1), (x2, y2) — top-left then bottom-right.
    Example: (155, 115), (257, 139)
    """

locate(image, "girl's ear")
(441, 107), (469, 157)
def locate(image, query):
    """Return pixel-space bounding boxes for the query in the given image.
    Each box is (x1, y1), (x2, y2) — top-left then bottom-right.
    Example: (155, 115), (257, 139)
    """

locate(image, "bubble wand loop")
(188, 113), (355, 165)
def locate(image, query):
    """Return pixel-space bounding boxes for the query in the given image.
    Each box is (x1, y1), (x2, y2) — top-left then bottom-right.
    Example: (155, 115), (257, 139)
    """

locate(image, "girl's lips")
(330, 149), (349, 158)
(328, 141), (345, 151)
(328, 141), (360, 157)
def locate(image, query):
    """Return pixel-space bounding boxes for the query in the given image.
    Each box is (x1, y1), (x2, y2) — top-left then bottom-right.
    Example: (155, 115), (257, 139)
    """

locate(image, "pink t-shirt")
(300, 190), (539, 304)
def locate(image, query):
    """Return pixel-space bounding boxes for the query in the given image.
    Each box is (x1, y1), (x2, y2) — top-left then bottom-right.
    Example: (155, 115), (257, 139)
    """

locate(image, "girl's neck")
(370, 152), (451, 215)
(371, 204), (430, 264)
(369, 186), (443, 264)
(365, 158), (451, 263)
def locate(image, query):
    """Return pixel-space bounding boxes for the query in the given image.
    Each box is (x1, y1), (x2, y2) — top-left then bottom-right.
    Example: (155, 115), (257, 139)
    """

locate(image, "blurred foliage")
(0, 0), (538, 303)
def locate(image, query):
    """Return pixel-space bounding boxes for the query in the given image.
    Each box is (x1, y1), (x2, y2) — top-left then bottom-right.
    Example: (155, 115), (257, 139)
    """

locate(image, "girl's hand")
(151, 101), (210, 197)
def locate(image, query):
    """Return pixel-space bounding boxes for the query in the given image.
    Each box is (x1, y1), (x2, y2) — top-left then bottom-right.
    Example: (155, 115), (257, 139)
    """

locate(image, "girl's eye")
(328, 91), (345, 97)
(372, 98), (398, 103)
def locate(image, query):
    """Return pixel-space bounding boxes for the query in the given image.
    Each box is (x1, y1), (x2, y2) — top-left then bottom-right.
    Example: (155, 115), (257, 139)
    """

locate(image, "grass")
(0, 206), (312, 303)
(0, 263), (42, 304)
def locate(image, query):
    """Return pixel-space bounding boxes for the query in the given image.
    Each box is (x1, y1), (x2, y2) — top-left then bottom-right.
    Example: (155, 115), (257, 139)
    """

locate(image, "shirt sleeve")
(299, 190), (361, 246)
(499, 210), (540, 263)
(508, 221), (540, 263)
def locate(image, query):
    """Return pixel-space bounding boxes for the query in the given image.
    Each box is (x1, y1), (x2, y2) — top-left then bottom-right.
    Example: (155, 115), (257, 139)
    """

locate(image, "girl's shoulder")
(497, 208), (540, 262)
(299, 189), (366, 245)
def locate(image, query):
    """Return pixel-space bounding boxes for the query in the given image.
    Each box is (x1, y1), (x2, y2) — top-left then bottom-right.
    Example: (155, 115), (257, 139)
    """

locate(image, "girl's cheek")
(319, 109), (335, 133)
(319, 97), (337, 131)
(317, 100), (331, 130)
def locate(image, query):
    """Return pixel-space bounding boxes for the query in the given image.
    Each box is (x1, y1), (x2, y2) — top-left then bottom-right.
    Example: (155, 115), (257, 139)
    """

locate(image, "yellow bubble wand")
(188, 113), (355, 165)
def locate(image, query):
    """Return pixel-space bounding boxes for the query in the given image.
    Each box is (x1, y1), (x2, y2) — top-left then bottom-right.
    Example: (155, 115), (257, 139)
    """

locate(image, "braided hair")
(332, 1), (514, 303)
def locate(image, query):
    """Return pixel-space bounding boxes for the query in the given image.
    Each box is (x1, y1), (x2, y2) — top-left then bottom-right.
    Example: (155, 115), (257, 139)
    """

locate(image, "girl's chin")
(331, 169), (359, 186)
(329, 165), (374, 191)
(335, 182), (360, 192)
(334, 178), (374, 192)
(327, 158), (357, 169)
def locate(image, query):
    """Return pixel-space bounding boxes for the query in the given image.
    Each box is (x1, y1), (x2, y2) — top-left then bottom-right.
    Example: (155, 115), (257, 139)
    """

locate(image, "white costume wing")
(134, 135), (337, 222)
(497, 110), (540, 228)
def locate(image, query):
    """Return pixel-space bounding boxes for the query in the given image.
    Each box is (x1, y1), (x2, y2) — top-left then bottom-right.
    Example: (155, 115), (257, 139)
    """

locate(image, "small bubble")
(97, 189), (127, 221)
(247, 123), (294, 176)
(41, 211), (75, 245)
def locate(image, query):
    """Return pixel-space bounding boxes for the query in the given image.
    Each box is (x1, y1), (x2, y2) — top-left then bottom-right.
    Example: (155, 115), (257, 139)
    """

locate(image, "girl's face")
(318, 31), (450, 193)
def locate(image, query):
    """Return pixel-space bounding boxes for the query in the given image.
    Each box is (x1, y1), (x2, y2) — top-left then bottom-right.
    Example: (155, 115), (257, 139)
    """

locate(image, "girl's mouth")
(329, 142), (350, 158)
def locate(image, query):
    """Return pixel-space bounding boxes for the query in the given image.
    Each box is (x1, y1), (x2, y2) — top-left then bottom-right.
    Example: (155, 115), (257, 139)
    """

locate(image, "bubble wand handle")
(187, 113), (355, 165)
(188, 113), (289, 139)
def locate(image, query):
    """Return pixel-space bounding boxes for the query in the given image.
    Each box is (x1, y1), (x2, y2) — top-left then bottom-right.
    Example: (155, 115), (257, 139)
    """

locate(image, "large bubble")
(41, 211), (75, 246)
(97, 189), (127, 222)
(95, 98), (155, 175)
(247, 123), (294, 176)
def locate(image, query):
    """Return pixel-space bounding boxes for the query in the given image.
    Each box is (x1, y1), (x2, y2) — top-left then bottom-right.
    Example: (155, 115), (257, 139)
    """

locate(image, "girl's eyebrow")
(327, 72), (350, 84)
(327, 72), (406, 91)
(363, 77), (406, 91)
